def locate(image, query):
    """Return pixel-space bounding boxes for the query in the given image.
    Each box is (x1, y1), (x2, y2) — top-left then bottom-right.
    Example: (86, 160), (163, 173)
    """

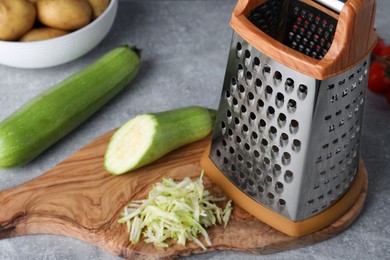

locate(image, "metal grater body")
(209, 32), (369, 221)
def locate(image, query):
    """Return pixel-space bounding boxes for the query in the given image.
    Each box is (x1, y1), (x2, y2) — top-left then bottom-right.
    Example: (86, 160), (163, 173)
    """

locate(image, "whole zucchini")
(104, 106), (217, 175)
(0, 46), (141, 168)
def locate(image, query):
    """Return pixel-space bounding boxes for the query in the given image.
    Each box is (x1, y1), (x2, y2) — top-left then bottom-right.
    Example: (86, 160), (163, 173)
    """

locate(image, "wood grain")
(231, 0), (377, 79)
(0, 133), (367, 259)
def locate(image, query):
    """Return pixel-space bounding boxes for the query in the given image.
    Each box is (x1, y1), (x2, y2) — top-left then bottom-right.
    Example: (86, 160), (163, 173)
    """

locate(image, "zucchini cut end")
(104, 115), (157, 175)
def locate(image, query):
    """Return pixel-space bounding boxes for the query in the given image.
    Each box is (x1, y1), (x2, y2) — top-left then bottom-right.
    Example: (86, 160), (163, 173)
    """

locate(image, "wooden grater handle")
(231, 0), (377, 79)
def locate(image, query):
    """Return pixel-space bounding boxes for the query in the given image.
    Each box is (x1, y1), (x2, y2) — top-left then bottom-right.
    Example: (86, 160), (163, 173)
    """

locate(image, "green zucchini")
(104, 106), (216, 175)
(0, 45), (141, 168)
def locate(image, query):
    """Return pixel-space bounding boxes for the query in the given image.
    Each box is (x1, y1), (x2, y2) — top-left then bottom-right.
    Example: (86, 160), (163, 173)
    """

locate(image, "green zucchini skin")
(105, 106), (216, 175)
(140, 106), (216, 168)
(0, 46), (141, 168)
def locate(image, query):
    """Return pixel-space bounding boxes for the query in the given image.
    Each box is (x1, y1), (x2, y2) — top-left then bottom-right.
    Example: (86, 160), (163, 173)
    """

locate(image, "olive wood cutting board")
(0, 132), (367, 259)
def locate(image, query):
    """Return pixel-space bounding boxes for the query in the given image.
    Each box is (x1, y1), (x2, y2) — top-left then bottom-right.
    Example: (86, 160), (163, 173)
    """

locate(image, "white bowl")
(0, 0), (118, 69)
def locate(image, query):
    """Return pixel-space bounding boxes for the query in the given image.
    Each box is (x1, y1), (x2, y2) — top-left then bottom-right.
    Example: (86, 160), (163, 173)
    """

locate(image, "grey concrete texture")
(0, 0), (389, 259)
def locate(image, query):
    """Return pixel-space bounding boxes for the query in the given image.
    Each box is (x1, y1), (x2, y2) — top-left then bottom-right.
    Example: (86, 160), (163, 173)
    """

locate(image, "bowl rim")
(0, 0), (118, 46)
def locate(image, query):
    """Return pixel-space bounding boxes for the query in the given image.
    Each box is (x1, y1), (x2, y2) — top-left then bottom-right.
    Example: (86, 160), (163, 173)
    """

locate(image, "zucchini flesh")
(104, 106), (216, 175)
(0, 46), (141, 168)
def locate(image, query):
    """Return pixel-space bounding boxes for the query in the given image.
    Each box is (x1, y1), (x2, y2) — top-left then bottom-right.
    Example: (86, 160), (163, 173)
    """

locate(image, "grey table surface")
(0, 0), (389, 259)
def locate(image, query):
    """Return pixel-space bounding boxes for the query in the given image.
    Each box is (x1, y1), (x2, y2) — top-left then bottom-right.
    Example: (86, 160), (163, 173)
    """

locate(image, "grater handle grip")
(231, 0), (378, 79)
(313, 0), (346, 13)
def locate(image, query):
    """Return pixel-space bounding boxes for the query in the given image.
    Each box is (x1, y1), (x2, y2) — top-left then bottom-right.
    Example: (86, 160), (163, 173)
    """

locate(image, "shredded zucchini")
(118, 171), (233, 249)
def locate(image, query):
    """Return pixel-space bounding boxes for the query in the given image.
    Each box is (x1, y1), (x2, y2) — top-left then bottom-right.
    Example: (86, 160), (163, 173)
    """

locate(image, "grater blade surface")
(208, 32), (369, 221)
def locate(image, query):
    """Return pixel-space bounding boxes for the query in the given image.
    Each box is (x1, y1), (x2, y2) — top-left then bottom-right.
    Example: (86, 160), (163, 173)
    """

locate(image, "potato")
(36, 0), (92, 30)
(0, 0), (36, 41)
(87, 0), (109, 19)
(20, 27), (69, 42)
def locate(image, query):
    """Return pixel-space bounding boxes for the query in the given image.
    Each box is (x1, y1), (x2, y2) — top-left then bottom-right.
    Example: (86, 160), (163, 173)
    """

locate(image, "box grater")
(201, 0), (377, 236)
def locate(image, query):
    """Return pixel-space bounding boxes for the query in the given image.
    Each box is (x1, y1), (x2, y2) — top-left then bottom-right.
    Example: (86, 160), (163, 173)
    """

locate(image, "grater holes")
(261, 138), (269, 152)
(254, 150), (260, 159)
(275, 181), (284, 193)
(275, 92), (285, 108)
(263, 157), (271, 169)
(278, 199), (286, 208)
(247, 113), (255, 128)
(287, 99), (297, 113)
(273, 71), (282, 84)
(269, 126), (277, 140)
(237, 153), (244, 162)
(265, 85), (273, 100)
(231, 77), (237, 93)
(216, 149), (221, 157)
(246, 161), (253, 169)
(274, 164), (282, 176)
(221, 121), (226, 135)
(238, 171), (245, 181)
(251, 131), (259, 143)
(258, 185), (265, 194)
(280, 133), (289, 147)
(297, 84), (308, 100)
(247, 92), (255, 106)
(239, 84), (245, 94)
(222, 139), (227, 147)
(227, 128), (233, 137)
(234, 116), (240, 127)
(285, 78), (294, 93)
(238, 64), (244, 79)
(282, 152), (291, 166)
(246, 71), (253, 85)
(292, 139), (301, 152)
(265, 175), (273, 184)
(253, 57), (261, 72)
(263, 64), (271, 77)
(244, 49), (251, 59)
(255, 78), (263, 94)
(240, 105), (247, 117)
(225, 90), (231, 101)
(244, 50), (251, 66)
(351, 82), (357, 92)
(277, 113), (287, 128)
(229, 146), (235, 154)
(255, 168), (262, 178)
(232, 96), (238, 108)
(267, 192), (275, 204)
(236, 42), (242, 57)
(238, 84), (246, 100)
(223, 157), (228, 164)
(267, 106), (276, 119)
(289, 119), (299, 134)
(226, 109), (233, 124)
(236, 135), (242, 145)
(257, 99), (265, 112)
(342, 88), (348, 98)
(271, 145), (279, 158)
(284, 170), (293, 183)
(244, 143), (250, 151)
(242, 124), (249, 136)
(259, 119), (267, 132)
(331, 93), (339, 103)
